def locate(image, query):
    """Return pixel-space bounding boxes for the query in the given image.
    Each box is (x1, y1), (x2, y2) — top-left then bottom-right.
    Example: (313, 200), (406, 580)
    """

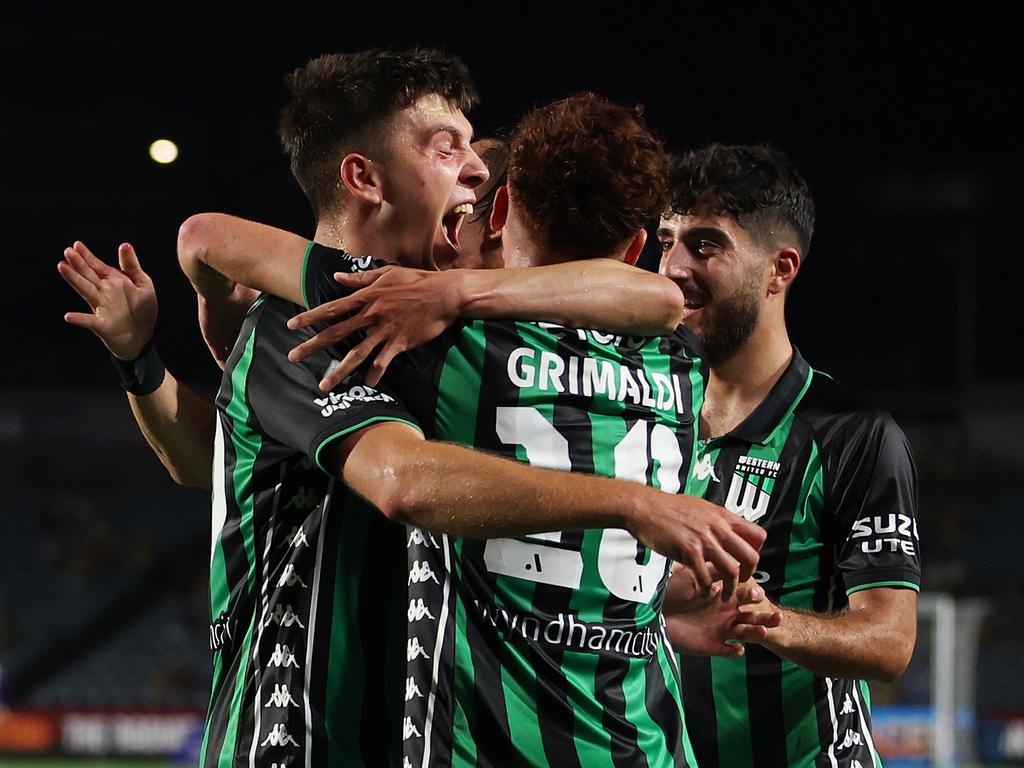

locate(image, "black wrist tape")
(111, 341), (166, 395)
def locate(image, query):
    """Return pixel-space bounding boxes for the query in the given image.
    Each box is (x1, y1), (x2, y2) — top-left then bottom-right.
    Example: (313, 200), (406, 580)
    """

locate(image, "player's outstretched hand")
(59, 241), (157, 360)
(630, 493), (766, 600)
(664, 578), (782, 658)
(286, 266), (463, 390)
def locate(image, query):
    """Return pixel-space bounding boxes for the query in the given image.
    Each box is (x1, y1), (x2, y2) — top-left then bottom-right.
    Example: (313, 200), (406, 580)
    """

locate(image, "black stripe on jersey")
(679, 658), (718, 768)
(358, 512), (404, 765)
(459, 539), (515, 764)
(644, 647), (686, 765)
(744, 646), (785, 768)
(744, 424), (814, 767)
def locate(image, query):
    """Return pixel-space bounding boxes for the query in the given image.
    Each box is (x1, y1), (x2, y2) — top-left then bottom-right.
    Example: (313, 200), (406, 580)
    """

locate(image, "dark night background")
(1, 7), (1022, 761)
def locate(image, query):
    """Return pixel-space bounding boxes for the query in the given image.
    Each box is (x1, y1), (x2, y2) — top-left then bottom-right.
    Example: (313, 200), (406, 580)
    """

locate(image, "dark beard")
(694, 277), (761, 365)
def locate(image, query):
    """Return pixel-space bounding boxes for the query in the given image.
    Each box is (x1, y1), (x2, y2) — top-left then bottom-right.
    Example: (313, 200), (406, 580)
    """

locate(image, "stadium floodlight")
(149, 139), (179, 164)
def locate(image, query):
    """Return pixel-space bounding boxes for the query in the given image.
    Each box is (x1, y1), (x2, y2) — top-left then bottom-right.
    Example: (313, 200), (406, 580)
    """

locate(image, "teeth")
(450, 203), (474, 216)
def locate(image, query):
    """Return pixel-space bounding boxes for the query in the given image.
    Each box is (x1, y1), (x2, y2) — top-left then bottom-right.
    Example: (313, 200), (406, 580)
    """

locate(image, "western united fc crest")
(725, 454), (780, 523)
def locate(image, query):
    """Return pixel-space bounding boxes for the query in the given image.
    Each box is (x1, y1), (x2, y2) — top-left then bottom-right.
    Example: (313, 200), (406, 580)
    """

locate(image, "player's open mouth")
(442, 203), (474, 252)
(682, 299), (705, 320)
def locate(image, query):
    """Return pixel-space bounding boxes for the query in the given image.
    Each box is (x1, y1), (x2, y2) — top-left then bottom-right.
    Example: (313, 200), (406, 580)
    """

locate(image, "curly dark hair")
(508, 92), (667, 258)
(279, 47), (478, 217)
(666, 144), (815, 256)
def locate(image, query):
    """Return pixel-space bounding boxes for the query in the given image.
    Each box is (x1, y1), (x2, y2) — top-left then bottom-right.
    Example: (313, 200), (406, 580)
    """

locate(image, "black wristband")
(111, 341), (166, 395)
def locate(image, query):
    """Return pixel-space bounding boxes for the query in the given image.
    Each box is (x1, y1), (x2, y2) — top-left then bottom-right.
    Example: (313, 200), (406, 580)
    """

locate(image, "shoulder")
(796, 370), (914, 478)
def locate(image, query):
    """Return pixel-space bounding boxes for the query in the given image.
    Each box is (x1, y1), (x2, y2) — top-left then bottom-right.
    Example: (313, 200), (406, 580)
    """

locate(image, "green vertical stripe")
(217, 611), (258, 768)
(226, 327), (262, 596)
(451, 574), (478, 768)
(711, 657), (754, 767)
(780, 662), (820, 767)
(782, 443), (825, 610)
(324, 505), (370, 764)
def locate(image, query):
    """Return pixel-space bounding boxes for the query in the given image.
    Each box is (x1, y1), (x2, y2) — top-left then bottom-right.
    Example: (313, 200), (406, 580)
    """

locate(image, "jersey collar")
(713, 347), (812, 446)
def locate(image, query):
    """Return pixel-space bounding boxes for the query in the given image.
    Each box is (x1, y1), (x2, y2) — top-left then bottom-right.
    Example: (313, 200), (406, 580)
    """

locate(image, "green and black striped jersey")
(204, 292), (416, 768)
(305, 244), (707, 768)
(681, 350), (920, 768)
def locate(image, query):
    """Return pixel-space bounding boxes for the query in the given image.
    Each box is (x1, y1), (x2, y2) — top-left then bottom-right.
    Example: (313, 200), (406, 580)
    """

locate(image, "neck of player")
(702, 301), (793, 438)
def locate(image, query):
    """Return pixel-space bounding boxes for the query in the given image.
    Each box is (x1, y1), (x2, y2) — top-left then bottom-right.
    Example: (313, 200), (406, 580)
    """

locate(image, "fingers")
(64, 311), (101, 331)
(319, 333), (384, 391)
(287, 295), (363, 330)
(716, 525), (762, 585)
(734, 581), (765, 605)
(736, 609), (783, 630)
(364, 341), (404, 387)
(716, 641), (746, 658)
(334, 268), (385, 286)
(72, 241), (112, 278)
(57, 259), (100, 306)
(730, 624), (769, 644)
(683, 550), (713, 597)
(704, 545), (740, 601)
(118, 243), (147, 284)
(287, 314), (372, 363)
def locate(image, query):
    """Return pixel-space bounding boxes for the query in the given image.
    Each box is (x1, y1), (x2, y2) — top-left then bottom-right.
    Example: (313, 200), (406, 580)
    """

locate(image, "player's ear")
(489, 185), (509, 233)
(623, 229), (647, 266)
(768, 247), (800, 295)
(339, 153), (382, 205)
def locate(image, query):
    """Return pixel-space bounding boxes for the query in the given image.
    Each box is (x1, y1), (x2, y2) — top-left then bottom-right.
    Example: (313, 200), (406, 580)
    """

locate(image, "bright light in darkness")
(149, 139), (179, 164)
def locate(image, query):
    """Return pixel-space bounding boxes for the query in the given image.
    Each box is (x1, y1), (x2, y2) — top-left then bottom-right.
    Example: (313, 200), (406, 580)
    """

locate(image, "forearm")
(763, 599), (915, 682)
(127, 372), (216, 489)
(453, 260), (685, 334)
(198, 286), (260, 369)
(343, 430), (636, 537)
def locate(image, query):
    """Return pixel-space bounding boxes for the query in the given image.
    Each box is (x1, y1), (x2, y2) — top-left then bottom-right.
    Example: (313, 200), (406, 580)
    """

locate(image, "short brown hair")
(279, 47), (478, 217)
(666, 144), (815, 256)
(508, 92), (667, 258)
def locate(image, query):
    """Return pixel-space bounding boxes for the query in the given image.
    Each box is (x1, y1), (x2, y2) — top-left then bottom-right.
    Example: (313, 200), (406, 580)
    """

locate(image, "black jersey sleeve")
(244, 297), (422, 475)
(824, 410), (921, 595)
(301, 242), (391, 309)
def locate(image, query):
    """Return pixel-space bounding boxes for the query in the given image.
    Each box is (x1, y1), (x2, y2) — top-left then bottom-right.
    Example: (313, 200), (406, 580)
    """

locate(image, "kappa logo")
(405, 676), (425, 701)
(267, 644), (300, 669)
(408, 598), (436, 623)
(841, 693), (855, 715)
(265, 604), (306, 629)
(284, 486), (318, 512)
(314, 385), (395, 417)
(692, 453), (720, 483)
(408, 527), (441, 549)
(403, 716), (423, 741)
(276, 526), (309, 550)
(261, 723), (300, 748)
(265, 684), (300, 708)
(407, 637), (430, 661)
(277, 564), (308, 589)
(725, 454), (780, 523)
(839, 729), (863, 750)
(408, 560), (441, 586)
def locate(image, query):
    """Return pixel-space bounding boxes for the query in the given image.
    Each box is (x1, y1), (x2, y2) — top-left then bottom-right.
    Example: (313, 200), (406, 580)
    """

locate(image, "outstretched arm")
(59, 241), (215, 489)
(327, 421), (766, 597)
(287, 262), (685, 388)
